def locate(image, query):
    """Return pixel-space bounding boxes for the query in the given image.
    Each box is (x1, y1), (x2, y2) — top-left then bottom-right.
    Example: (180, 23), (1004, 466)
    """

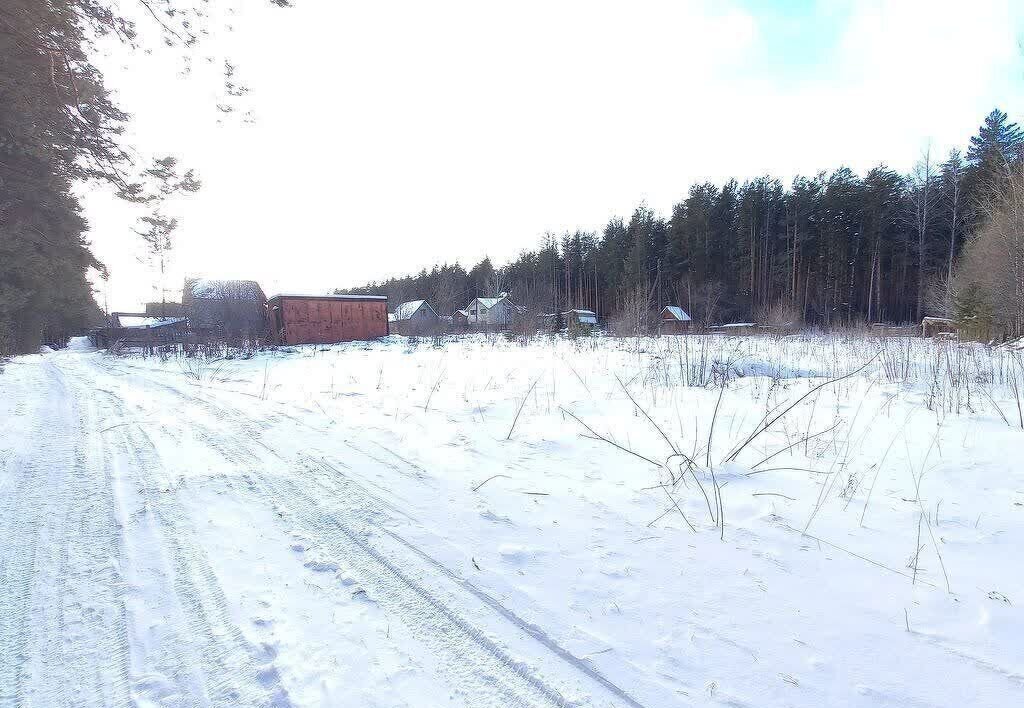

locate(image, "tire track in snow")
(0, 360), (132, 708)
(97, 358), (645, 708)
(83, 374), (290, 708)
(178, 421), (568, 708)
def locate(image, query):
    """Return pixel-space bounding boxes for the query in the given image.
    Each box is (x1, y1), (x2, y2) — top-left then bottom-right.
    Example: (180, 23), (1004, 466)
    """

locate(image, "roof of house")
(186, 278), (264, 301)
(662, 306), (692, 321)
(114, 315), (186, 329)
(467, 295), (523, 311)
(393, 300), (436, 320)
(267, 293), (387, 302)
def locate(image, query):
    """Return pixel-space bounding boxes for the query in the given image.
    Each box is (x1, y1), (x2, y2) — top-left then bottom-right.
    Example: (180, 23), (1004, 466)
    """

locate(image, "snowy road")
(0, 349), (641, 708)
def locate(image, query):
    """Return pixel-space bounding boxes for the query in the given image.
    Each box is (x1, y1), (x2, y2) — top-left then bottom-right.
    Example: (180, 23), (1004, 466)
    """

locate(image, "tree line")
(344, 109), (1024, 339)
(0, 0), (288, 355)
(3, 1), (1020, 355)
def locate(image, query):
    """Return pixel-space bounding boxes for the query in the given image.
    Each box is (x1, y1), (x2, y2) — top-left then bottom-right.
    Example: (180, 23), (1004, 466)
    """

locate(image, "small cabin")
(659, 306), (692, 334)
(391, 300), (441, 335)
(922, 316), (957, 339)
(565, 309), (598, 327)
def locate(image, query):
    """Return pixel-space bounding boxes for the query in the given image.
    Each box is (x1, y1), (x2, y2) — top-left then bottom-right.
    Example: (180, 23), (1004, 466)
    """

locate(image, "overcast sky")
(84, 0), (1024, 312)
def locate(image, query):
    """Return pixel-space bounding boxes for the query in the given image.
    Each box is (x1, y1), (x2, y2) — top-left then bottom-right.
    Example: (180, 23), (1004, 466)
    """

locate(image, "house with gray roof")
(182, 277), (267, 340)
(463, 294), (522, 329)
(390, 300), (440, 335)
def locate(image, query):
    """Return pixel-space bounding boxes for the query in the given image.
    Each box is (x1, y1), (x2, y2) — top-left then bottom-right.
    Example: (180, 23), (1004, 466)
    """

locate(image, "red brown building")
(659, 306), (692, 334)
(267, 294), (388, 345)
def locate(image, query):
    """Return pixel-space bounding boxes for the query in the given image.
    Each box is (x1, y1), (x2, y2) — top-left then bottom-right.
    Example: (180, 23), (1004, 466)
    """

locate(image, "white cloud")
(84, 0), (1022, 310)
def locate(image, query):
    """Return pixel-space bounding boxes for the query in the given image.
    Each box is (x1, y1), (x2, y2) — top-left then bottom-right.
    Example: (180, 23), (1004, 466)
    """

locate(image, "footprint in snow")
(480, 509), (515, 526)
(304, 559), (340, 573)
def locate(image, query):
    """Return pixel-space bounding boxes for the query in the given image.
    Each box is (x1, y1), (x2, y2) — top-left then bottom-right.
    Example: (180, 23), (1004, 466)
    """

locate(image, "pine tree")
(967, 108), (1024, 182)
(953, 282), (994, 341)
(0, 1), (289, 353)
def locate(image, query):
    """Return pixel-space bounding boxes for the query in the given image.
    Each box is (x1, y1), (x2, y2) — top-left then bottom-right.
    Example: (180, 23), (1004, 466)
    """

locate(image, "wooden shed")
(659, 306), (692, 334)
(267, 294), (388, 345)
(92, 313), (187, 349)
(922, 316), (957, 339)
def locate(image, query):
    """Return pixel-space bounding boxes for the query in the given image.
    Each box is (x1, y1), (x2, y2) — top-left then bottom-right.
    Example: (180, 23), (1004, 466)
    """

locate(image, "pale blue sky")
(733, 0), (854, 78)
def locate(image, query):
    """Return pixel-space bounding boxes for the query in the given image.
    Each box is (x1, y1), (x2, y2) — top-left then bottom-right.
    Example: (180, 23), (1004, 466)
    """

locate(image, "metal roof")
(393, 300), (436, 320)
(114, 316), (185, 329)
(662, 306), (692, 321)
(267, 293), (387, 301)
(187, 278), (264, 301)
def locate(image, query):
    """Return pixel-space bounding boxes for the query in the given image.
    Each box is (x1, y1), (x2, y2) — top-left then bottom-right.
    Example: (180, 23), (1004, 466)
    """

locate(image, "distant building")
(391, 300), (440, 335)
(659, 306), (692, 334)
(452, 309), (469, 329)
(93, 313), (187, 348)
(539, 309), (599, 331)
(565, 309), (598, 328)
(182, 278), (266, 340)
(922, 316), (957, 338)
(464, 294), (522, 329)
(267, 293), (388, 345)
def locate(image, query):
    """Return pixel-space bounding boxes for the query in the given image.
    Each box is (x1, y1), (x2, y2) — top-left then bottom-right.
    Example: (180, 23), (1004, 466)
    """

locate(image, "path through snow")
(0, 347), (639, 707)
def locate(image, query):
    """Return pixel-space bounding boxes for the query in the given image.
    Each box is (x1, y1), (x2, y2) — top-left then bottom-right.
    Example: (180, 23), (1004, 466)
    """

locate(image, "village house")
(182, 278), (267, 341)
(659, 306), (692, 334)
(463, 294), (521, 329)
(391, 300), (441, 335)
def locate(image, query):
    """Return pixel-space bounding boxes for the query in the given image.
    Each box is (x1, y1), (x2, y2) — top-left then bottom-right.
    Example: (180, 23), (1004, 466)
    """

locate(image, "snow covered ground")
(1, 332), (1022, 707)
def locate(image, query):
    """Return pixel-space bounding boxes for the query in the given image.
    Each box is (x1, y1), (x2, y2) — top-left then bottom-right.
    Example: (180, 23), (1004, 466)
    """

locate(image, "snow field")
(121, 332), (1024, 705)
(1, 332), (1022, 706)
